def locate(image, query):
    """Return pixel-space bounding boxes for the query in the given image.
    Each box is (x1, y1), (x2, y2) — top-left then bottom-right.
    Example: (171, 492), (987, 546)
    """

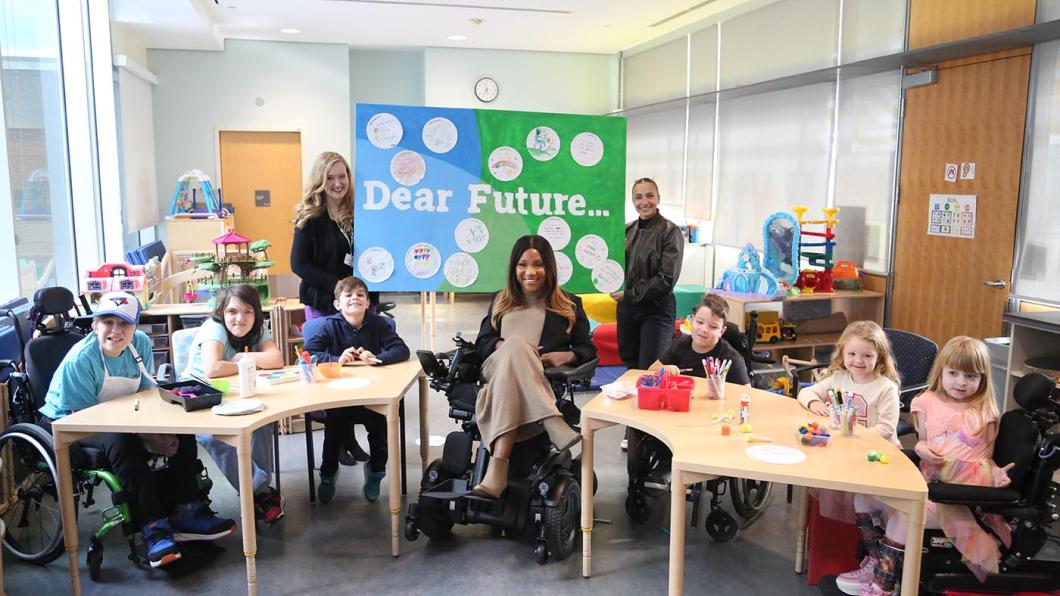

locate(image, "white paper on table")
(327, 378), (372, 390)
(602, 381), (636, 400)
(212, 399), (265, 416)
(744, 445), (807, 465)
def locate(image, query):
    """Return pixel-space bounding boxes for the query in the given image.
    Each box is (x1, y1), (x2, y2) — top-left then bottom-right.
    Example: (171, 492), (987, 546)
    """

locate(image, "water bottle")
(238, 354), (257, 397)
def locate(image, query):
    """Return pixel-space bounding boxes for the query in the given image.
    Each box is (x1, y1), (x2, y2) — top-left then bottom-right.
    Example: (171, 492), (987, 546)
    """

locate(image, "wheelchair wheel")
(728, 478), (772, 522)
(704, 509), (739, 542)
(544, 480), (580, 562)
(625, 492), (650, 523)
(571, 456), (598, 496)
(0, 423), (70, 564)
(87, 537), (103, 581)
(417, 508), (454, 540)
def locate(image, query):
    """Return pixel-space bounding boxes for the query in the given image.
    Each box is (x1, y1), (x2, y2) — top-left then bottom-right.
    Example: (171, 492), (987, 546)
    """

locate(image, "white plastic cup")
(707, 376), (726, 400)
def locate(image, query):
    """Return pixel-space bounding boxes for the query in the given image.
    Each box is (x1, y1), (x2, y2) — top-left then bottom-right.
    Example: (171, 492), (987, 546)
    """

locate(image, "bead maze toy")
(792, 206), (839, 294)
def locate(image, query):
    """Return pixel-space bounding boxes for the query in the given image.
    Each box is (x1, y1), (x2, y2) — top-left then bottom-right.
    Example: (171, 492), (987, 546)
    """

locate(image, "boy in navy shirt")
(304, 276), (410, 503)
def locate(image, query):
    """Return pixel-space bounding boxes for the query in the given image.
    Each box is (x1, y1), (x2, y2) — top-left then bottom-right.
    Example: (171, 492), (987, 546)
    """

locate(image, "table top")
(714, 289), (884, 306)
(583, 371), (926, 501)
(52, 360), (422, 436)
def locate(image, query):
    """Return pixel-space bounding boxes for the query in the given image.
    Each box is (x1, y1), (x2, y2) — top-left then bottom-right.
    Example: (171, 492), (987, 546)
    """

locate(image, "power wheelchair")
(625, 313), (776, 541)
(404, 333), (598, 564)
(0, 287), (212, 580)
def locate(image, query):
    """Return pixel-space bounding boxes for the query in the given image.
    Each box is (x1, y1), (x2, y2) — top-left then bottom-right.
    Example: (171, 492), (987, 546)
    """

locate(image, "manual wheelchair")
(0, 287), (212, 580)
(404, 333), (598, 564)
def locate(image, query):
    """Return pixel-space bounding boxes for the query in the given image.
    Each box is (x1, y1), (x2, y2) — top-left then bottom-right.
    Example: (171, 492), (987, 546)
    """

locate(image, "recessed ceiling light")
(280, 28), (300, 34)
(448, 35), (467, 41)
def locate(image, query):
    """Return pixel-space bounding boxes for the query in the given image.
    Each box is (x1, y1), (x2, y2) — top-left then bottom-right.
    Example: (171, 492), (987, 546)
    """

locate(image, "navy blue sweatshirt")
(303, 311), (410, 364)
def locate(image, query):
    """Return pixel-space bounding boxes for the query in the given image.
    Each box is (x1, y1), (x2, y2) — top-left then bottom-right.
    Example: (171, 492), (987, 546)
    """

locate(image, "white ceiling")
(111, 0), (768, 55)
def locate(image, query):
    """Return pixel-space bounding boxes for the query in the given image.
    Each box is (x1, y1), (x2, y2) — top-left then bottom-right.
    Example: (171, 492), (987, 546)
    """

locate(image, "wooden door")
(890, 52), (1030, 345)
(218, 131), (302, 275)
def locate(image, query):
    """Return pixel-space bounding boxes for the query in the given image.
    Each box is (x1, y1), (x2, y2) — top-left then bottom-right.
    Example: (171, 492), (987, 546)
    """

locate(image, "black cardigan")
(475, 291), (596, 365)
(290, 215), (352, 314)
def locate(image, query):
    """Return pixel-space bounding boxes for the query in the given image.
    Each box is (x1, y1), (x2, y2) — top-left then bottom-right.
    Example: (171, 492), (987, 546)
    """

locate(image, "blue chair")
(884, 328), (938, 439)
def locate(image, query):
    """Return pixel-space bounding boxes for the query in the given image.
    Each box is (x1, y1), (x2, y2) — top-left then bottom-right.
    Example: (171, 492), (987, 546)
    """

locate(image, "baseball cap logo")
(110, 296), (130, 307)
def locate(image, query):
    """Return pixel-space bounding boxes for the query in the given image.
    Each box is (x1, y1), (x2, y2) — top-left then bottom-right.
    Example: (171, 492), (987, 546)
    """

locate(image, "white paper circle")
(570, 132), (604, 167)
(591, 259), (625, 293)
(537, 216), (571, 251)
(366, 112), (402, 149)
(744, 445), (807, 465)
(405, 243), (442, 279)
(422, 117), (458, 154)
(390, 150), (426, 186)
(555, 252), (573, 285)
(454, 218), (489, 253)
(443, 252), (479, 288)
(575, 234), (608, 269)
(488, 146), (523, 182)
(357, 247), (395, 284)
(327, 377), (372, 390)
(526, 126), (560, 161)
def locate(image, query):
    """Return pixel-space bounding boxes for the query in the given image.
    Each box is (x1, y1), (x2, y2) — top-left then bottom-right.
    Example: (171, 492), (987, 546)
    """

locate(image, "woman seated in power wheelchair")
(405, 234), (597, 564)
(625, 295), (774, 540)
(0, 289), (232, 579)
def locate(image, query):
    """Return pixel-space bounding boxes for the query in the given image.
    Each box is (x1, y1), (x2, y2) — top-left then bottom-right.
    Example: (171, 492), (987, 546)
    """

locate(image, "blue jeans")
(196, 425), (275, 495)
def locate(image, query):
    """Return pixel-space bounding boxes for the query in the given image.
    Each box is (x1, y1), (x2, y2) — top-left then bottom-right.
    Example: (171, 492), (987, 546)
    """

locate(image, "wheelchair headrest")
(33, 287), (75, 317)
(1013, 373), (1057, 412)
(721, 321), (749, 354)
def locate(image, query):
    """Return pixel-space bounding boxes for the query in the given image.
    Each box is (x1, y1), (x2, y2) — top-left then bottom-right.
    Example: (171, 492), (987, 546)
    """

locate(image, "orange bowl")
(316, 362), (342, 378)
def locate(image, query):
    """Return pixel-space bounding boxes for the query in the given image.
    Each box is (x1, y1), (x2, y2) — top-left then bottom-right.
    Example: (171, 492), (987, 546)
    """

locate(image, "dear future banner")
(352, 103), (626, 293)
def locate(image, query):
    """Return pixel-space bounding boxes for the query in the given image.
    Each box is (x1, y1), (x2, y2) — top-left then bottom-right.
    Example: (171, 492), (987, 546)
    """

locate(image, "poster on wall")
(927, 193), (976, 239)
(353, 103), (627, 293)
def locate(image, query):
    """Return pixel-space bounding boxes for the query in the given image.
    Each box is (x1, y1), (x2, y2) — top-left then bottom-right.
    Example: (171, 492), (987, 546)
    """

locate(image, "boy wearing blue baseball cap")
(40, 291), (235, 568)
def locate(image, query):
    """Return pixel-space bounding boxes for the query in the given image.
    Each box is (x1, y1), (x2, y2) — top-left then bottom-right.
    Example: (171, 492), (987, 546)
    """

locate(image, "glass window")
(0, 0), (75, 300)
(623, 37), (687, 109)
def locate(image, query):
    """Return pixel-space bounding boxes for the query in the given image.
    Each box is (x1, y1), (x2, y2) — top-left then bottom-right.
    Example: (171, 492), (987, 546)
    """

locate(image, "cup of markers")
(825, 387), (857, 436)
(298, 351), (317, 383)
(703, 357), (731, 400)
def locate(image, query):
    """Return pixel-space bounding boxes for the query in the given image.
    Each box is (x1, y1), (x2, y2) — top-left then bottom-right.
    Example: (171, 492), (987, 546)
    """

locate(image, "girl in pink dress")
(836, 336), (1013, 596)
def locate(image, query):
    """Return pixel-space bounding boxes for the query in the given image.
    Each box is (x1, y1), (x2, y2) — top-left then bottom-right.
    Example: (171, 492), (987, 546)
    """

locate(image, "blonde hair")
(925, 336), (999, 433)
(293, 151), (353, 233)
(491, 235), (576, 333)
(826, 320), (901, 386)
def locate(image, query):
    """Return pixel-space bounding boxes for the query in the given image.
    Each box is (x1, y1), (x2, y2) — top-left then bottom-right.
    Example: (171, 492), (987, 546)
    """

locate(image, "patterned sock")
(872, 538), (905, 592)
(855, 513), (884, 559)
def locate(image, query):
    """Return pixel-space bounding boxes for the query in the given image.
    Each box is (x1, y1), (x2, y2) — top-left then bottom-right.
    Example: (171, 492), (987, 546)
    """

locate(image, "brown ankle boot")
(542, 416), (581, 451)
(471, 457), (509, 498)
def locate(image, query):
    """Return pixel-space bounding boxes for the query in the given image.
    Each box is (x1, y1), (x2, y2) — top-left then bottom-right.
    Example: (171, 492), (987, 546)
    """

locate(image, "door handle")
(982, 279), (1007, 288)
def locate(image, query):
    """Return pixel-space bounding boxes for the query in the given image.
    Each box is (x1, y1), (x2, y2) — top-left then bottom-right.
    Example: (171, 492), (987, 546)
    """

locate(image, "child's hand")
(659, 364), (681, 377)
(338, 347), (360, 365)
(914, 440), (945, 466)
(992, 462), (1014, 488)
(357, 349), (378, 364)
(807, 400), (830, 417)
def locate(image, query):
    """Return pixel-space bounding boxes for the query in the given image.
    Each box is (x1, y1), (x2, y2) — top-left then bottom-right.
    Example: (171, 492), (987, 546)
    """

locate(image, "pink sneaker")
(835, 556), (878, 595)
(859, 583), (893, 596)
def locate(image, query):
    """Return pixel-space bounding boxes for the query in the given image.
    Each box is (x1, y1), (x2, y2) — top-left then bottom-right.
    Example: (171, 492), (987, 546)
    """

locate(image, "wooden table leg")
(580, 424), (595, 578)
(668, 468), (687, 596)
(898, 498), (925, 596)
(793, 485), (808, 574)
(419, 374), (429, 472)
(53, 432), (81, 596)
(387, 400), (401, 557)
(235, 432), (258, 596)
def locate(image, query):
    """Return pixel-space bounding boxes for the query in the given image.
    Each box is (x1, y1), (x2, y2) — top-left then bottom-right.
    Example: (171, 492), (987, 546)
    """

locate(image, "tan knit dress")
(475, 298), (563, 448)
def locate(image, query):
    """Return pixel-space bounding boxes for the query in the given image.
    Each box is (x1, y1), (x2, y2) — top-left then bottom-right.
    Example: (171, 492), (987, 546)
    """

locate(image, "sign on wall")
(353, 103), (627, 293)
(927, 193), (976, 239)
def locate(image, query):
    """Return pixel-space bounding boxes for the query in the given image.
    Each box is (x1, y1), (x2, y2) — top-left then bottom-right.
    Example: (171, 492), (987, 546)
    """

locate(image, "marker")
(133, 398), (140, 412)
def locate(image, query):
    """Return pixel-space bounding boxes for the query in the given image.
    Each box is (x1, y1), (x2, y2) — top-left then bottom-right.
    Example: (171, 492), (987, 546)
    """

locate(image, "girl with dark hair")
(184, 285), (286, 525)
(471, 235), (596, 497)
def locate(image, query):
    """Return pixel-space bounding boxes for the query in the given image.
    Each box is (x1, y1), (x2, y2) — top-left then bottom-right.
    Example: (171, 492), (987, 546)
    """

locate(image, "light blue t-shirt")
(39, 330), (156, 420)
(184, 318), (273, 379)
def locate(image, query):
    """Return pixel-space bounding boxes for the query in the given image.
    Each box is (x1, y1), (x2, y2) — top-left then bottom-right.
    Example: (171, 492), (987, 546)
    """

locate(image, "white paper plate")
(327, 377), (372, 390)
(744, 445), (807, 465)
(212, 399), (265, 416)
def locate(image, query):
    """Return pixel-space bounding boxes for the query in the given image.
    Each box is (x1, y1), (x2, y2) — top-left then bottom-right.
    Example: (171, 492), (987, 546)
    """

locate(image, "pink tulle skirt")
(928, 459), (1012, 580)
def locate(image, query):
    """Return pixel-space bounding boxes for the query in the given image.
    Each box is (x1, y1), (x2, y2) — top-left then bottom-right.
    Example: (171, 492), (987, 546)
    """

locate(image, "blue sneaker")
(318, 471), (337, 504)
(363, 466), (386, 502)
(170, 501), (236, 542)
(142, 518), (181, 568)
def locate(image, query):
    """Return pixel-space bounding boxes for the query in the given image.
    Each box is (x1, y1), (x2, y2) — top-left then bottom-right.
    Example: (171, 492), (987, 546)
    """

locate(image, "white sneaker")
(620, 438), (628, 451)
(836, 556), (878, 595)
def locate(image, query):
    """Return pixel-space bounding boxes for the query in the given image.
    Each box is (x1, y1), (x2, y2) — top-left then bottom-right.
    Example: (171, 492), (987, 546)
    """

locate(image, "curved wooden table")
(579, 371), (927, 596)
(51, 360), (427, 596)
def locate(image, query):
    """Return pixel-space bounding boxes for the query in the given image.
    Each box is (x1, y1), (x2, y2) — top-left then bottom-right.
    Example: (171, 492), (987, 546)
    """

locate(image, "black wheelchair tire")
(544, 479), (580, 562)
(728, 477), (773, 522)
(705, 509), (739, 542)
(0, 423), (71, 565)
(87, 538), (103, 581)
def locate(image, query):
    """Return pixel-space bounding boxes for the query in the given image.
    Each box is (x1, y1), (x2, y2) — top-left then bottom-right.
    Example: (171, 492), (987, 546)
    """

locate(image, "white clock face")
(475, 77), (498, 102)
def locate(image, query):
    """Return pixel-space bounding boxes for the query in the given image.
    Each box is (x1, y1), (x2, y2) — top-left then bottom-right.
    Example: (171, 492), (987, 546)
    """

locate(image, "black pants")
(616, 297), (676, 370)
(321, 406), (387, 475)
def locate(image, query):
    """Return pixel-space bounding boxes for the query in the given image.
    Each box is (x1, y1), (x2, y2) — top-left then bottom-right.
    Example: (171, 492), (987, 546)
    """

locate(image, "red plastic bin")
(636, 375), (694, 412)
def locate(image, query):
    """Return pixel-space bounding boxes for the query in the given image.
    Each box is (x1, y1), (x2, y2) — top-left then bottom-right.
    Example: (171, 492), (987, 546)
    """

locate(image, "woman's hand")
(914, 440), (946, 467)
(992, 462), (1014, 488)
(609, 291), (624, 302)
(540, 351), (575, 368)
(807, 400), (830, 417)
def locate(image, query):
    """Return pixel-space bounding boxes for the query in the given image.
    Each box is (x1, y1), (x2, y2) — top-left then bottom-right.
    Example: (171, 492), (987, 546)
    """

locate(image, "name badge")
(344, 253), (353, 267)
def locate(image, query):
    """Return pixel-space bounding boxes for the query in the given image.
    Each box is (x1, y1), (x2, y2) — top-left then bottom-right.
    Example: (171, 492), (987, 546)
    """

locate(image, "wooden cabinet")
(1001, 310), (1060, 412)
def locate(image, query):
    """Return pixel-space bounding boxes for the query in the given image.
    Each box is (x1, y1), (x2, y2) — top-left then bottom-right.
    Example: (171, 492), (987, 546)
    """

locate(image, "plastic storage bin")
(636, 375), (694, 412)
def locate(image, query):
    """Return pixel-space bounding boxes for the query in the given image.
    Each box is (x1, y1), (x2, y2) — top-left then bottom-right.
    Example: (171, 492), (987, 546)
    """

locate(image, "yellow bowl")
(209, 379), (231, 395)
(317, 362), (342, 379)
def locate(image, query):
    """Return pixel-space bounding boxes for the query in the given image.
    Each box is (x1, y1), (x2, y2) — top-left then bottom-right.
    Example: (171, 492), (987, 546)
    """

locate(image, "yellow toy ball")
(740, 423), (753, 434)
(879, 455), (889, 464)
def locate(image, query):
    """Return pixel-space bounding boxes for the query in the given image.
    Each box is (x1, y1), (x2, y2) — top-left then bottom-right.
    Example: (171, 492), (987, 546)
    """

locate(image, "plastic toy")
(81, 259), (161, 308)
(762, 211), (802, 285)
(779, 320), (798, 342)
(747, 310), (781, 343)
(831, 260), (862, 291)
(768, 376), (792, 397)
(190, 231), (273, 303)
(798, 421), (831, 446)
(167, 169), (224, 217)
(739, 422), (753, 433)
(866, 451), (890, 464)
(792, 207), (839, 294)
(636, 372), (694, 412)
(713, 243), (781, 297)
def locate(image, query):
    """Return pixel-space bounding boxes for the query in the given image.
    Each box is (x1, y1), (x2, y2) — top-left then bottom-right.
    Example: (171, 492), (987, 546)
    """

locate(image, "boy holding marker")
(650, 293), (749, 386)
